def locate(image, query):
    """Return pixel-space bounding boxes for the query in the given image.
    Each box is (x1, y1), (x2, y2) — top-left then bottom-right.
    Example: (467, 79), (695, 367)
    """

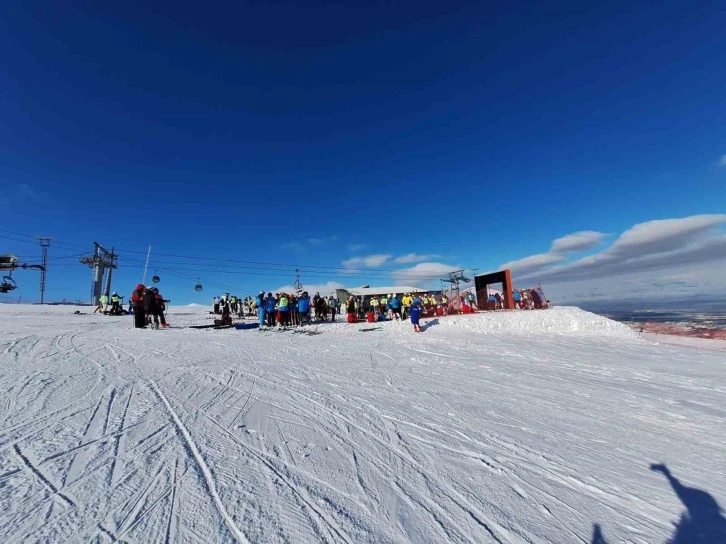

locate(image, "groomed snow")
(1, 305), (724, 543)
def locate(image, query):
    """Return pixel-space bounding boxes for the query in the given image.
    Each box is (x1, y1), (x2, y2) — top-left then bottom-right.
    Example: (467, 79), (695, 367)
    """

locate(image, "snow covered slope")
(1, 305), (724, 543)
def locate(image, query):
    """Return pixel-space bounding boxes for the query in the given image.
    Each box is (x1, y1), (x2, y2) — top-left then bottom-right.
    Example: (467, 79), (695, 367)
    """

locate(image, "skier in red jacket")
(131, 284), (146, 328)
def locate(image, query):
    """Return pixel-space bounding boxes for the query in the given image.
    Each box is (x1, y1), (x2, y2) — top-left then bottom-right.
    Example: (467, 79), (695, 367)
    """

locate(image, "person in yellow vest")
(401, 293), (413, 319)
(369, 296), (379, 314)
(278, 293), (290, 327)
(440, 294), (449, 315)
(110, 292), (122, 314)
(94, 294), (108, 314)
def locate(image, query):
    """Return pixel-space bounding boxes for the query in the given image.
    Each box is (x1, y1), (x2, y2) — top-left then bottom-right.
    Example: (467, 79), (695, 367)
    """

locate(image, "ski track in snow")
(0, 304), (725, 543)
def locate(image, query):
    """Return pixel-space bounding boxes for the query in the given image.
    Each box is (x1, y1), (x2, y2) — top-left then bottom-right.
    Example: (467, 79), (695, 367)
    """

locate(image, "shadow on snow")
(592, 463), (726, 543)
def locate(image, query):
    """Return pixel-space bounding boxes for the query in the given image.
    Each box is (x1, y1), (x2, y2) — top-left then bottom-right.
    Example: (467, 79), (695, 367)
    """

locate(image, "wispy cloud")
(392, 262), (459, 287)
(720, 154), (726, 167)
(509, 215), (726, 285)
(348, 244), (367, 251)
(342, 254), (391, 268)
(394, 253), (443, 264)
(550, 231), (606, 253)
(499, 252), (566, 273)
(498, 229), (607, 275)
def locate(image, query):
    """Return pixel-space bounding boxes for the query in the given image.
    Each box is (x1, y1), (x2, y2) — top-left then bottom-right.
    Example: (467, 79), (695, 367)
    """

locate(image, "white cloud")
(273, 281), (344, 296)
(550, 231), (606, 253)
(496, 229), (605, 276)
(607, 215), (725, 257)
(392, 262), (459, 287)
(348, 244), (367, 251)
(342, 254), (391, 268)
(541, 261), (726, 305)
(394, 253), (443, 264)
(516, 214), (726, 285)
(499, 252), (566, 274)
(720, 154), (726, 167)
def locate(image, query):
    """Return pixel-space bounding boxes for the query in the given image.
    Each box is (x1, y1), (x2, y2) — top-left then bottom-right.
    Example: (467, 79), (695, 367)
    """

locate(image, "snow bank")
(432, 306), (637, 337)
(331, 306), (636, 338)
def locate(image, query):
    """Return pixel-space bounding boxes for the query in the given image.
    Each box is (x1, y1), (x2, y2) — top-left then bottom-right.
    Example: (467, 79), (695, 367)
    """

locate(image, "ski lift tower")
(442, 269), (470, 309)
(35, 237), (53, 304)
(294, 268), (304, 295)
(79, 242), (118, 305)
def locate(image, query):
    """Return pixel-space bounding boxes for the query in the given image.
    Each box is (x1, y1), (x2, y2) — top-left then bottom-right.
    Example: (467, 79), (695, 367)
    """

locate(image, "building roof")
(340, 286), (428, 297)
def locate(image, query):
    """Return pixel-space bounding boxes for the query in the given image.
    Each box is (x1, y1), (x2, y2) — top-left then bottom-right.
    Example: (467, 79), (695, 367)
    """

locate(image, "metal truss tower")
(80, 242), (118, 305)
(35, 237), (53, 304)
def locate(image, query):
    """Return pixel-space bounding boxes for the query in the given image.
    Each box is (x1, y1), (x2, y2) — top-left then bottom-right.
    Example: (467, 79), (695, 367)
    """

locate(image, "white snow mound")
(435, 306), (636, 337)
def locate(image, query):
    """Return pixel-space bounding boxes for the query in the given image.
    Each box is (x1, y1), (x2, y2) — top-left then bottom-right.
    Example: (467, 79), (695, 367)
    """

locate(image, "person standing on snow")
(289, 294), (298, 326)
(346, 296), (357, 323)
(256, 291), (265, 328)
(312, 292), (322, 320)
(154, 288), (169, 327)
(278, 293), (290, 327)
(220, 295), (230, 321)
(264, 293), (276, 328)
(410, 302), (422, 333)
(440, 293), (449, 315)
(111, 292), (122, 314)
(144, 286), (160, 328)
(94, 293), (108, 314)
(298, 291), (311, 326)
(401, 293), (413, 319)
(131, 284), (146, 328)
(144, 287), (168, 328)
(328, 295), (337, 321)
(389, 294), (402, 320)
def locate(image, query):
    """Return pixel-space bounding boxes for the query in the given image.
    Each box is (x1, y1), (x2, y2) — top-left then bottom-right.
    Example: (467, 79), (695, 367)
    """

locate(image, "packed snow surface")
(1, 305), (724, 543)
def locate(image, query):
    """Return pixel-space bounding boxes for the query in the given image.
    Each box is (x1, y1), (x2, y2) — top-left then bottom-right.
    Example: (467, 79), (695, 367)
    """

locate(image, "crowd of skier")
(127, 283), (170, 329)
(205, 291), (460, 332)
(117, 283), (548, 331)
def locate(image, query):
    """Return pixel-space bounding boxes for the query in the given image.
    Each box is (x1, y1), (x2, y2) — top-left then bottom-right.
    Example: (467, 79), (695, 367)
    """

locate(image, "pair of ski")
(258, 326), (319, 334)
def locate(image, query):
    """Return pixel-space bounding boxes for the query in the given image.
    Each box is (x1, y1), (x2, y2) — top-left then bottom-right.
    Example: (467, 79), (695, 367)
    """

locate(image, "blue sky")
(1, 1), (725, 305)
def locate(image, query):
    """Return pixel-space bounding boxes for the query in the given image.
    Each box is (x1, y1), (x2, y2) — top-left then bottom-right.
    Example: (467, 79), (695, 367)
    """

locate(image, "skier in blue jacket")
(409, 303), (422, 333)
(264, 293), (276, 328)
(256, 291), (265, 328)
(390, 294), (402, 320)
(297, 292), (311, 326)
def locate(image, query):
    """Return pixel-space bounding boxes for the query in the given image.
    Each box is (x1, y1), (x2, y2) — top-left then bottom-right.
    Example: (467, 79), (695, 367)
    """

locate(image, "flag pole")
(142, 244), (151, 284)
